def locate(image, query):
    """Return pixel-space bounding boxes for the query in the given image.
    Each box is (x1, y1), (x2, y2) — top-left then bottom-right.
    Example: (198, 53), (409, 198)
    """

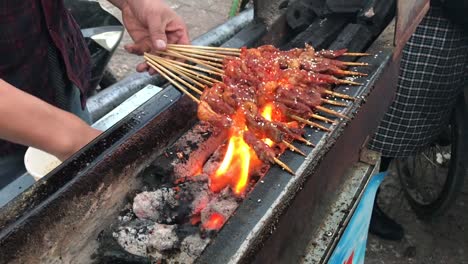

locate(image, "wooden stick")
(155, 50), (225, 74)
(337, 70), (368, 76)
(282, 141), (306, 156)
(290, 115), (331, 132)
(343, 52), (371, 56)
(309, 113), (336, 124)
(155, 57), (207, 89)
(342, 62), (369, 66)
(167, 44), (241, 52)
(146, 60), (200, 104)
(157, 58), (214, 86)
(315, 106), (350, 120)
(167, 46), (229, 58)
(174, 50), (225, 63)
(296, 137), (315, 147)
(323, 90), (356, 101)
(273, 157), (295, 175)
(145, 56), (203, 95)
(338, 79), (362, 86)
(321, 98), (348, 107)
(150, 55), (222, 81)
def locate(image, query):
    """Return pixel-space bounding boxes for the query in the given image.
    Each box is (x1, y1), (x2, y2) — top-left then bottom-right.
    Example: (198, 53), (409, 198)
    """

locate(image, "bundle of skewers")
(144, 44), (369, 175)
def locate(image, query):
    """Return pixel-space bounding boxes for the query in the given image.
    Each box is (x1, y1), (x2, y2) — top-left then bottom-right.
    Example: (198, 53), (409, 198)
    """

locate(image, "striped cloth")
(368, 4), (468, 158)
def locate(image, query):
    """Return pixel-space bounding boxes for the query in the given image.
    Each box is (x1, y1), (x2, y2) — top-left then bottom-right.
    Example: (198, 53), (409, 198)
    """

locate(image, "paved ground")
(97, 1), (467, 263)
(366, 164), (468, 264)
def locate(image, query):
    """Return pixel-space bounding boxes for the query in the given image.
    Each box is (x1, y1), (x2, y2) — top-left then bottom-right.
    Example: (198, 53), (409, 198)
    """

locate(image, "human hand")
(53, 126), (102, 161)
(118, 0), (190, 73)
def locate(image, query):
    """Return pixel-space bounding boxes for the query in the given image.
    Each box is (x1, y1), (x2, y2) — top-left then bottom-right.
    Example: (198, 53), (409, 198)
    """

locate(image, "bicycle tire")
(396, 96), (468, 220)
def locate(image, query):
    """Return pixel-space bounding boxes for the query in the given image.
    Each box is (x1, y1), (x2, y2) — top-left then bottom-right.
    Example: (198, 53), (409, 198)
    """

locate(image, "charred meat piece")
(243, 130), (276, 164)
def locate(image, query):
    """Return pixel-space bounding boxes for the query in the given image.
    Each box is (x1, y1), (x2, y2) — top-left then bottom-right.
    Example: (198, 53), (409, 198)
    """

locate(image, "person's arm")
(0, 79), (101, 161)
(108, 0), (190, 73)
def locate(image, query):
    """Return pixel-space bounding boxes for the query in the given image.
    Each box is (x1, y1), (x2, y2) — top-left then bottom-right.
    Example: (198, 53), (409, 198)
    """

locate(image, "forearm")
(0, 79), (100, 160)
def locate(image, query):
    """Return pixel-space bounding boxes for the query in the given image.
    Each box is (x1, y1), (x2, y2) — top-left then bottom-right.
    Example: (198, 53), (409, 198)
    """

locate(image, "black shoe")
(369, 202), (404, 241)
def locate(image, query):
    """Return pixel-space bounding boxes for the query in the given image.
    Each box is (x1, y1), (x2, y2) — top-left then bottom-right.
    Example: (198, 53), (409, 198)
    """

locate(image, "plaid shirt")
(0, 0), (91, 156)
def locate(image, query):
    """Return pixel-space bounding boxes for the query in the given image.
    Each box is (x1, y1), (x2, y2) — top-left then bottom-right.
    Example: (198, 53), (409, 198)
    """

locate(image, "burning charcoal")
(112, 219), (153, 257)
(201, 195), (239, 231)
(132, 188), (179, 224)
(147, 223), (180, 253)
(180, 234), (210, 258)
(151, 123), (228, 182)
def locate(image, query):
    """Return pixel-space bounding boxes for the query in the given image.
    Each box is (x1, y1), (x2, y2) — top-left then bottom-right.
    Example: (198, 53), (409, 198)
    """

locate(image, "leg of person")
(367, 4), (468, 240)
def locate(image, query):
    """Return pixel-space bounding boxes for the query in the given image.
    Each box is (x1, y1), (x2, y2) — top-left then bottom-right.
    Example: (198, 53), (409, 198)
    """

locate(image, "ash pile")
(95, 123), (268, 263)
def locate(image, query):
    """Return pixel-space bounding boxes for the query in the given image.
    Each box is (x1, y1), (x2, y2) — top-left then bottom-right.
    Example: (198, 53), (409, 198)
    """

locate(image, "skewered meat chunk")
(243, 131), (276, 164)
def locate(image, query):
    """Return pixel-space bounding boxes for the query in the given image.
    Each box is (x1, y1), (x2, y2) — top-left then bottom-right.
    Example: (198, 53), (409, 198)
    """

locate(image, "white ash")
(191, 188), (211, 215)
(201, 194), (238, 225)
(181, 234), (210, 257)
(113, 219), (153, 257)
(147, 223), (180, 253)
(133, 188), (178, 223)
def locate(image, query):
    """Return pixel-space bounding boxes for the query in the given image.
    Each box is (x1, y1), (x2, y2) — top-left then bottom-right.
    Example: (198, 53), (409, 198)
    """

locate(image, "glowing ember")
(203, 213), (225, 230)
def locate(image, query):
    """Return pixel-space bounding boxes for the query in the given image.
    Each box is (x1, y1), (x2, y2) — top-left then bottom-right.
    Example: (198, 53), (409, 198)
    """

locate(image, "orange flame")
(209, 103), (276, 195)
(203, 212), (225, 230)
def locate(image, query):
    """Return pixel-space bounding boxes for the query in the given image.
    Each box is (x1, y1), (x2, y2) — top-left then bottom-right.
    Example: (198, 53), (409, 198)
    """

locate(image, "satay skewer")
(273, 157), (295, 175)
(342, 62), (369, 67)
(289, 115), (331, 132)
(168, 44), (371, 58)
(321, 98), (348, 107)
(152, 56), (207, 89)
(323, 90), (356, 101)
(310, 113), (336, 124)
(155, 50), (225, 74)
(146, 60), (200, 104)
(281, 141), (306, 156)
(315, 106), (350, 120)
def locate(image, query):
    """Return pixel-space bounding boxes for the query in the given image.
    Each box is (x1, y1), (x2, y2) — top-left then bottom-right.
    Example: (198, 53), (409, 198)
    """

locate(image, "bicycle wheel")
(396, 96), (468, 219)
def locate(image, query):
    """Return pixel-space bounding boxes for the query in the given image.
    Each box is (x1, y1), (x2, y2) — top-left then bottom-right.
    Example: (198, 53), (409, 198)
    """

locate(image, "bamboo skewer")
(145, 56), (203, 95)
(310, 113), (336, 124)
(323, 90), (356, 101)
(149, 54), (223, 81)
(343, 52), (370, 56)
(167, 44), (241, 52)
(175, 50), (225, 63)
(153, 56), (212, 87)
(342, 62), (369, 66)
(166, 46), (230, 58)
(337, 79), (363, 86)
(155, 50), (225, 74)
(337, 70), (368, 77)
(146, 60), (200, 104)
(315, 106), (350, 120)
(273, 157), (295, 175)
(167, 45), (370, 58)
(321, 98), (348, 107)
(290, 115), (331, 132)
(282, 141), (306, 156)
(155, 58), (207, 90)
